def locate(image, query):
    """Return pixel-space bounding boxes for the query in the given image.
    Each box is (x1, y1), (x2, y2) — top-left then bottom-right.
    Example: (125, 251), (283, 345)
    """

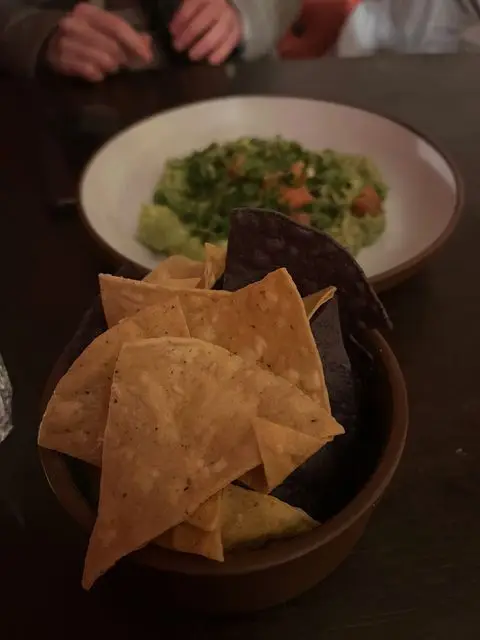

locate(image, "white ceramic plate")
(80, 96), (462, 288)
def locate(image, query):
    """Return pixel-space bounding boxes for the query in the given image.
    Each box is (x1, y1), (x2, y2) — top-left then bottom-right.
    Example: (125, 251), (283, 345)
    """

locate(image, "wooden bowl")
(39, 326), (408, 613)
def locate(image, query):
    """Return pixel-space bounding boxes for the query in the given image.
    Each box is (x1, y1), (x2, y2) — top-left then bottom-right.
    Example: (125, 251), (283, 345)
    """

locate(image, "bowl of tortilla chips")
(38, 208), (408, 613)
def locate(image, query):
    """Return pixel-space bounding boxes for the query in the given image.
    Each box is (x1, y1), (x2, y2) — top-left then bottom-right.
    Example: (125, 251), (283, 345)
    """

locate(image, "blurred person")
(0, 0), (301, 80)
(280, 0), (480, 59)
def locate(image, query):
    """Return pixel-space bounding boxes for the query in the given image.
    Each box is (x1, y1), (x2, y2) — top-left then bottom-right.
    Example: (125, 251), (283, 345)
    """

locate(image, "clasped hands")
(46, 0), (242, 82)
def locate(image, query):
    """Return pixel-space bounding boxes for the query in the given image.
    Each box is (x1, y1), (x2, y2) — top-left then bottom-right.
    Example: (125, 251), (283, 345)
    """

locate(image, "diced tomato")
(290, 161), (307, 186)
(280, 185), (314, 209)
(291, 161), (305, 177)
(352, 185), (382, 217)
(289, 212), (311, 226)
(228, 154), (245, 177)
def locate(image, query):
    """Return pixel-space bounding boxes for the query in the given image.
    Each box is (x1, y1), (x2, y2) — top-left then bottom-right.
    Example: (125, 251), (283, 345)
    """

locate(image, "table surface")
(1, 55), (480, 639)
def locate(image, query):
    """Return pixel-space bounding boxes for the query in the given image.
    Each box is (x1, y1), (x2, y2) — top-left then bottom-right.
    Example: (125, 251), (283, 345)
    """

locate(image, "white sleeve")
(336, 0), (480, 56)
(231, 0), (301, 60)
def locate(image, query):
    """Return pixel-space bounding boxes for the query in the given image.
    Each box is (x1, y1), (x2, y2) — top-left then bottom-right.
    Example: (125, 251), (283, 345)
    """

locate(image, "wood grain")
(1, 56), (480, 637)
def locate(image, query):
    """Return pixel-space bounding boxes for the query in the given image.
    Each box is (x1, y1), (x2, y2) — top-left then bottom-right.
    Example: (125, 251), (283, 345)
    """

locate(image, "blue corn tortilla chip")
(224, 208), (391, 332)
(311, 298), (357, 430)
(273, 298), (360, 521)
(221, 208), (389, 521)
(273, 331), (381, 523)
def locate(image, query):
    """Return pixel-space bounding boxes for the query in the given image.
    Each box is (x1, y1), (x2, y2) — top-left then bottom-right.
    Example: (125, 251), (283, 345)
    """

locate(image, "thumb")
(139, 32), (153, 50)
(125, 32), (154, 69)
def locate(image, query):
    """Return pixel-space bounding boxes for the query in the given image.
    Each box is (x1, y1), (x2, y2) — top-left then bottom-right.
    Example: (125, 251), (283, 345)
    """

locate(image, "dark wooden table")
(1, 55), (480, 639)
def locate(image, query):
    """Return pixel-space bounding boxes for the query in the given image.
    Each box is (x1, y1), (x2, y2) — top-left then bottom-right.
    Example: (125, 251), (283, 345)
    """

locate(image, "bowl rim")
(77, 95), (464, 292)
(39, 328), (408, 578)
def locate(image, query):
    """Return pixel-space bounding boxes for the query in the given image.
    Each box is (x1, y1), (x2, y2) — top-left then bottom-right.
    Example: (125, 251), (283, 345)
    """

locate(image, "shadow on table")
(32, 66), (234, 205)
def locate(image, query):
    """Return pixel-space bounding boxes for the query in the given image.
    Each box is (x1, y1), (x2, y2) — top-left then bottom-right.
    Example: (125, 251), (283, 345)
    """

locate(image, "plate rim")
(78, 95), (464, 290)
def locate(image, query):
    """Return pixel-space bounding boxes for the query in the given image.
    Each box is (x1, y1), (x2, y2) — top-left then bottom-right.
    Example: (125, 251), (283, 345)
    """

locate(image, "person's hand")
(170, 0), (242, 65)
(45, 3), (153, 82)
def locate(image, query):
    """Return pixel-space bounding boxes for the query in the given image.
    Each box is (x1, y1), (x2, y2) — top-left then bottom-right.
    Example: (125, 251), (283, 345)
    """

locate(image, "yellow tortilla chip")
(99, 274), (229, 327)
(173, 522), (224, 561)
(177, 291), (228, 336)
(82, 337), (341, 588)
(154, 528), (175, 550)
(222, 485), (318, 551)
(144, 255), (204, 284)
(242, 418), (326, 493)
(302, 287), (336, 320)
(152, 277), (201, 289)
(156, 521), (224, 562)
(186, 268), (330, 411)
(157, 492), (223, 558)
(197, 243), (227, 289)
(38, 300), (189, 466)
(186, 492), (221, 532)
(156, 493), (223, 559)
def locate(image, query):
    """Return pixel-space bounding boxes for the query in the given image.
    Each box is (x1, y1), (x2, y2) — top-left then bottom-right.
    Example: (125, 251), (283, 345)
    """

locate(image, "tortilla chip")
(197, 243), (227, 289)
(157, 492), (224, 559)
(222, 485), (317, 551)
(152, 277), (201, 289)
(312, 298), (357, 422)
(144, 255), (204, 284)
(156, 494), (223, 560)
(99, 274), (229, 327)
(242, 418), (326, 493)
(303, 287), (336, 320)
(273, 301), (358, 520)
(156, 521), (224, 561)
(154, 528), (175, 550)
(224, 208), (391, 331)
(174, 522), (224, 561)
(186, 268), (330, 411)
(186, 492), (221, 532)
(82, 337), (342, 588)
(38, 300), (189, 466)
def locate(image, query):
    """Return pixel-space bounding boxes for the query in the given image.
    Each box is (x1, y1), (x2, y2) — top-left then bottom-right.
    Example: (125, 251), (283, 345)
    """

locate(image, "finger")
(58, 54), (105, 82)
(123, 32), (154, 69)
(208, 31), (239, 65)
(140, 33), (152, 48)
(188, 15), (232, 60)
(170, 0), (205, 36)
(60, 15), (127, 65)
(173, 3), (217, 52)
(73, 2), (152, 61)
(59, 38), (120, 73)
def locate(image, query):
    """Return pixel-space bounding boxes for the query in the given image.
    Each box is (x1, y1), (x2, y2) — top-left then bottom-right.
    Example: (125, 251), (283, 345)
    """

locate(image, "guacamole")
(137, 137), (388, 257)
